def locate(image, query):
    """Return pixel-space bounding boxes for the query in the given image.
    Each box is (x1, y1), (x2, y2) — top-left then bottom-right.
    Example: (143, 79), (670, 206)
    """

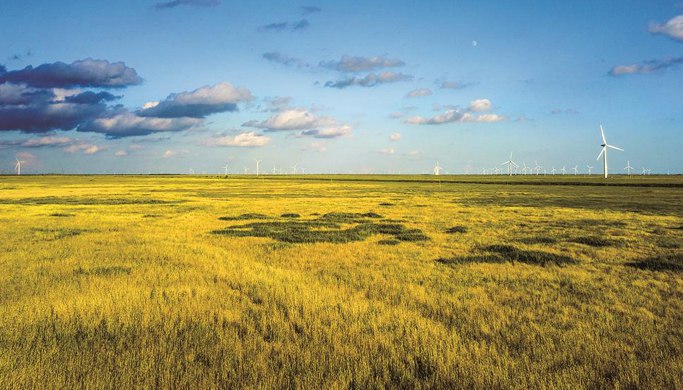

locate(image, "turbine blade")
(512, 162), (519, 167)
(600, 125), (606, 144)
(607, 145), (623, 151)
(596, 147), (605, 161)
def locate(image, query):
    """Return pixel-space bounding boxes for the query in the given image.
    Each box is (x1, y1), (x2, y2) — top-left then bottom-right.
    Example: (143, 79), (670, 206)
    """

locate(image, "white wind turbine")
(551, 167), (556, 175)
(624, 161), (633, 176)
(597, 125), (623, 178)
(521, 162), (529, 175)
(254, 159), (262, 176)
(561, 166), (567, 175)
(222, 164), (229, 175)
(572, 165), (579, 175)
(15, 158), (24, 175)
(433, 161), (443, 175)
(291, 164), (298, 174)
(533, 161), (542, 175)
(500, 152), (518, 176)
(587, 165), (593, 175)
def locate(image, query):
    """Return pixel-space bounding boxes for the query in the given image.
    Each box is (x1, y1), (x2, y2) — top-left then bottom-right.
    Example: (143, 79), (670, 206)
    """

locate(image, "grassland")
(0, 174), (681, 389)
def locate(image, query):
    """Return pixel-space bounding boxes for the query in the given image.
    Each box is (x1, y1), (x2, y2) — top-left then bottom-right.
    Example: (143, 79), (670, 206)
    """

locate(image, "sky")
(1, 0), (681, 174)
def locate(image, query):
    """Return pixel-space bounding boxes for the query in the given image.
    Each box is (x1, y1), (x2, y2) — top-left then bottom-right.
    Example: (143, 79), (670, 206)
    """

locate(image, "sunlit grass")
(0, 175), (681, 388)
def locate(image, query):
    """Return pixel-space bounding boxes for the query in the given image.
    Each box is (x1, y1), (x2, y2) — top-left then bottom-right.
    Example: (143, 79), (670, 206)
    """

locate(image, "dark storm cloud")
(64, 91), (120, 104)
(0, 99), (108, 133)
(0, 59), (142, 88)
(155, 0), (220, 9)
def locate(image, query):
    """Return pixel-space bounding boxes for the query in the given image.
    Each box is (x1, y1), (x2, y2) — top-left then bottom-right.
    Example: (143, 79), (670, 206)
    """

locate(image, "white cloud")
(243, 108), (335, 131)
(83, 112), (202, 137)
(609, 57), (683, 75)
(21, 136), (75, 147)
(406, 88), (432, 98)
(405, 109), (472, 125)
(64, 143), (105, 154)
(320, 55), (405, 72)
(163, 150), (176, 158)
(476, 114), (505, 122)
(468, 98), (492, 112)
(649, 14), (683, 41)
(301, 125), (352, 138)
(115, 150), (128, 156)
(304, 141), (327, 152)
(379, 148), (395, 155)
(389, 132), (401, 141)
(172, 82), (252, 105)
(203, 131), (270, 147)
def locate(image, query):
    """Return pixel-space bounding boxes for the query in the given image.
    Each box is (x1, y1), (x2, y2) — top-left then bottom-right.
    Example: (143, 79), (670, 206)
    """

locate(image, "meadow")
(0, 174), (681, 388)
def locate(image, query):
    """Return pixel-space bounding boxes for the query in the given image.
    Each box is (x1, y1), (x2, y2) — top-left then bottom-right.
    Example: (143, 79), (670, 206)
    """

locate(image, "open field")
(1, 174), (682, 388)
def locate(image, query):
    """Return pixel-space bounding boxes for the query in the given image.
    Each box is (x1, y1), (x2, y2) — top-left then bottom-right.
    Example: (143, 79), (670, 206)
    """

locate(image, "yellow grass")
(0, 175), (681, 388)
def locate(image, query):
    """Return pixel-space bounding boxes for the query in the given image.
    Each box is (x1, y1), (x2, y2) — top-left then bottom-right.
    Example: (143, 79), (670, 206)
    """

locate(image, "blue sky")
(1, 0), (681, 174)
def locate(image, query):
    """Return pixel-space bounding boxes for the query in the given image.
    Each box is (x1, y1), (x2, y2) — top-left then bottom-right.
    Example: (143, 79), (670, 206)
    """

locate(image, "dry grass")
(0, 174), (681, 389)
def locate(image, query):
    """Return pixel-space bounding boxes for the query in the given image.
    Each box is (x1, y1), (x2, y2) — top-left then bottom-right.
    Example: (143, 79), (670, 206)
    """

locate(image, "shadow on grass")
(212, 212), (427, 244)
(219, 213), (270, 221)
(437, 244), (577, 267)
(626, 253), (682, 272)
(569, 236), (624, 247)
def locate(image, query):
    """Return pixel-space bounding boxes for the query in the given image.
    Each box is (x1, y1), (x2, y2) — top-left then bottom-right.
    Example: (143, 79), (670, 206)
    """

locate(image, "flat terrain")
(1, 175), (682, 388)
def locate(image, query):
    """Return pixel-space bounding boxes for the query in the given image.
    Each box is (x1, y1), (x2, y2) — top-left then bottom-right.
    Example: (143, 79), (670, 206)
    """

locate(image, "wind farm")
(1, 1), (682, 389)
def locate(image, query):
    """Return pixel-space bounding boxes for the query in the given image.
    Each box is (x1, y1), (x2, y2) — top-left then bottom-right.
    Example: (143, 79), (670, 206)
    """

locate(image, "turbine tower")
(624, 161), (633, 176)
(572, 165), (579, 175)
(521, 162), (528, 175)
(14, 158), (24, 176)
(561, 166), (566, 175)
(254, 159), (262, 176)
(551, 167), (556, 175)
(500, 152), (518, 176)
(587, 165), (593, 175)
(533, 161), (541, 175)
(433, 161), (443, 175)
(222, 164), (229, 176)
(597, 125), (623, 178)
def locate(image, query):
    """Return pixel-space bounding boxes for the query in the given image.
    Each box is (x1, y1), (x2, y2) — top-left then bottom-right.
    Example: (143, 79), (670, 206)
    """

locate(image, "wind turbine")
(596, 125), (623, 178)
(551, 167), (556, 175)
(500, 152), (518, 176)
(533, 161), (541, 175)
(587, 165), (593, 175)
(641, 167), (647, 175)
(291, 164), (298, 174)
(222, 164), (229, 176)
(521, 162), (528, 175)
(14, 158), (24, 175)
(624, 161), (633, 176)
(254, 159), (262, 176)
(433, 161), (443, 175)
(561, 166), (567, 175)
(572, 165), (579, 175)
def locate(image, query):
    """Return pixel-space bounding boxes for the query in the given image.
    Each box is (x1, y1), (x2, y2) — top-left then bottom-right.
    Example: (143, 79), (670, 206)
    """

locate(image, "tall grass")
(0, 175), (681, 388)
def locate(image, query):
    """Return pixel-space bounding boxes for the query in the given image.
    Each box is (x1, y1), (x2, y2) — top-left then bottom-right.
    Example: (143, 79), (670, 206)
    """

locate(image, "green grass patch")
(481, 244), (577, 266)
(569, 236), (623, 247)
(280, 213), (300, 218)
(213, 213), (426, 244)
(445, 226), (468, 234)
(377, 239), (401, 245)
(49, 213), (75, 217)
(73, 265), (132, 276)
(626, 253), (683, 272)
(219, 213), (270, 221)
(517, 236), (558, 245)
